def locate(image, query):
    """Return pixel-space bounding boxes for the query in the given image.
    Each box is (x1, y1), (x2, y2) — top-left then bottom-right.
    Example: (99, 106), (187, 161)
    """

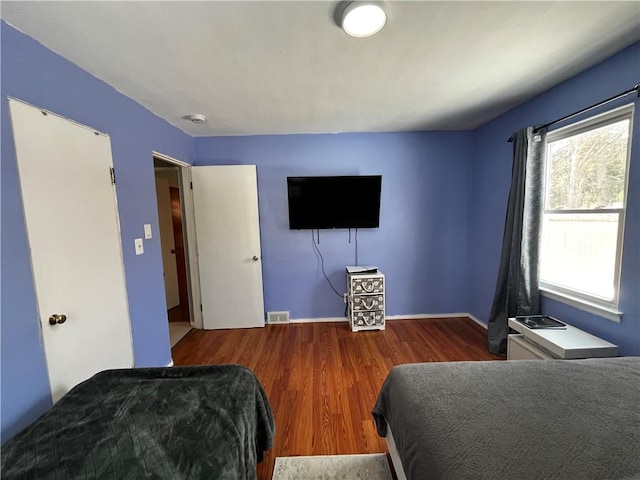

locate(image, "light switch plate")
(144, 224), (152, 239)
(134, 238), (144, 255)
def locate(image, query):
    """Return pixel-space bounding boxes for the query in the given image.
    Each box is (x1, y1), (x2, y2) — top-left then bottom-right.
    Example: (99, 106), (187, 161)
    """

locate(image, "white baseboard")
(385, 313), (471, 321)
(290, 317), (348, 323)
(466, 313), (487, 329)
(387, 313), (487, 329)
(289, 313), (487, 328)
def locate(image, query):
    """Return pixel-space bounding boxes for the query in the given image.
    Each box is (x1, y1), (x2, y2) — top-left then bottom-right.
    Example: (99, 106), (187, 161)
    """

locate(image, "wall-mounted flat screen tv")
(287, 175), (382, 229)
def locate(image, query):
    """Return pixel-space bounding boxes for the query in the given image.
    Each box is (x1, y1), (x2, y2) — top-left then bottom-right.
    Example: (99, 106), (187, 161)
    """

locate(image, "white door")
(191, 165), (265, 329)
(9, 99), (134, 402)
(155, 177), (180, 309)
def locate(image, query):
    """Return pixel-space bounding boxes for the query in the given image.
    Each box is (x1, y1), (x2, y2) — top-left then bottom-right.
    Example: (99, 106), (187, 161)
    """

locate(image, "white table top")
(346, 265), (379, 274)
(508, 317), (618, 359)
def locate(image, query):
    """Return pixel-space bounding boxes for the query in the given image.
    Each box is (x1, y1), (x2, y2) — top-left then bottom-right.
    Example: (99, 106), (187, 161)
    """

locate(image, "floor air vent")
(267, 311), (290, 324)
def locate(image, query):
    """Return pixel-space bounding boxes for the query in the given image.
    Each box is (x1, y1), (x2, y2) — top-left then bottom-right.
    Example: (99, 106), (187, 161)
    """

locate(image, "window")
(539, 104), (633, 321)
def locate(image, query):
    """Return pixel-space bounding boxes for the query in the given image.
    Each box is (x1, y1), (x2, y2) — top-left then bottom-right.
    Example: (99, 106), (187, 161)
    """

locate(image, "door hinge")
(190, 181), (193, 190)
(200, 304), (203, 312)
(109, 167), (116, 185)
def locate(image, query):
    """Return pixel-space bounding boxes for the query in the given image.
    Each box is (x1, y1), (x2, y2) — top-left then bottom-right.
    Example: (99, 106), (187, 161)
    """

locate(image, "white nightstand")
(507, 317), (618, 360)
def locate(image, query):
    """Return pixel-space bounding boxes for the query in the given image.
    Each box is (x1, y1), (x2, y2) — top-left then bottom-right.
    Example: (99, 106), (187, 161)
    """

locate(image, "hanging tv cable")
(311, 230), (343, 298)
(348, 227), (359, 265)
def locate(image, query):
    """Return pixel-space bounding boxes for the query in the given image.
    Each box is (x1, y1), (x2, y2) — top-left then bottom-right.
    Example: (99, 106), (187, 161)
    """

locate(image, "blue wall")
(2, 17), (638, 445)
(469, 43), (640, 355)
(1, 21), (194, 441)
(194, 132), (474, 319)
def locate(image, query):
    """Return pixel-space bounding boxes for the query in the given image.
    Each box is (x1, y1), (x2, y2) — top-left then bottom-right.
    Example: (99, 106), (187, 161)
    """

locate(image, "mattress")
(372, 357), (640, 480)
(1, 365), (275, 480)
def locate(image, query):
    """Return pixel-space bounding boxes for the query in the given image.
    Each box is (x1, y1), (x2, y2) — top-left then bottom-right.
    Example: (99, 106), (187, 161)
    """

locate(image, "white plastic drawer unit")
(507, 334), (554, 360)
(507, 317), (618, 360)
(350, 276), (384, 294)
(351, 294), (384, 311)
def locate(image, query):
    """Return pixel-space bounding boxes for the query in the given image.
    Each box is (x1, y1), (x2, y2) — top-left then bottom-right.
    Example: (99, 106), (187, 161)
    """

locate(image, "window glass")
(540, 212), (618, 300)
(546, 119), (629, 210)
(539, 105), (632, 312)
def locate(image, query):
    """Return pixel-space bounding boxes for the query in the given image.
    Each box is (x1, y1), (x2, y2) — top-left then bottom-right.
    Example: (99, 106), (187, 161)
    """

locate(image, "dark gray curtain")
(487, 126), (547, 355)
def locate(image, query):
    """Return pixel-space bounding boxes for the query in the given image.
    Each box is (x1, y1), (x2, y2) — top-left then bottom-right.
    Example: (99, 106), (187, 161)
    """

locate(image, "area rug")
(272, 453), (393, 480)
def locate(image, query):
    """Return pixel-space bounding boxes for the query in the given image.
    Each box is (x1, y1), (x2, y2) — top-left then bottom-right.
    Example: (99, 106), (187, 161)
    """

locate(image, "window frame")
(539, 103), (634, 322)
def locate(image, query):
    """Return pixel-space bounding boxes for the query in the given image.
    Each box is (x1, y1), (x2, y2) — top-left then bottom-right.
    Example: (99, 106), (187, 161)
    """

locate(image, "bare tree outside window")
(547, 119), (629, 209)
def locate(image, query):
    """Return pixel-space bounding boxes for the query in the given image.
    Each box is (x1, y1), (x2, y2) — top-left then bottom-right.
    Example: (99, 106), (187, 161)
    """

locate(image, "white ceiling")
(2, 1), (639, 136)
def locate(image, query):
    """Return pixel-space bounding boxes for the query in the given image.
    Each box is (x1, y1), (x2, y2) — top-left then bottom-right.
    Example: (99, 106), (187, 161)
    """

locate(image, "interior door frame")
(154, 175), (180, 309)
(152, 151), (203, 329)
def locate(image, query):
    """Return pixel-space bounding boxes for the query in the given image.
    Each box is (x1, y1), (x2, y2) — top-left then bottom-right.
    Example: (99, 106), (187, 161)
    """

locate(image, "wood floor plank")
(172, 317), (503, 480)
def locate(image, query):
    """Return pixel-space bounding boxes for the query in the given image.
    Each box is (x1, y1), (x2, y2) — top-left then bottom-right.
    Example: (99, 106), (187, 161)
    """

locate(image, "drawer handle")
(362, 299), (375, 309)
(362, 282), (374, 293)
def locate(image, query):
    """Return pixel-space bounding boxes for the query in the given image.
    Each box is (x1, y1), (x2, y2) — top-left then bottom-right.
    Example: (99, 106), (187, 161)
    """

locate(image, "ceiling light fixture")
(183, 113), (207, 124)
(341, 2), (387, 38)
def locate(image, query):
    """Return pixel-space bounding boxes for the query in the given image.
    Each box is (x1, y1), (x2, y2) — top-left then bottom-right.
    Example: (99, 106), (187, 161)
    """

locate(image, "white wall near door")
(155, 177), (180, 309)
(9, 98), (134, 402)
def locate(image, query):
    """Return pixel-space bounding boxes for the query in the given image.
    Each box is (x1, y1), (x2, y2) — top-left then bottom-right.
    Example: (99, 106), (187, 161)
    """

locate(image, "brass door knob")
(49, 314), (67, 325)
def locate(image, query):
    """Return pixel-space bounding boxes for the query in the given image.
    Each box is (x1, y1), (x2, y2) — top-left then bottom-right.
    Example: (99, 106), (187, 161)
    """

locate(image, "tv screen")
(287, 175), (382, 229)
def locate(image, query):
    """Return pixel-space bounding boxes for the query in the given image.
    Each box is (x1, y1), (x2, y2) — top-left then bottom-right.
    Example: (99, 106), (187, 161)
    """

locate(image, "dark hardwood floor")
(171, 317), (503, 480)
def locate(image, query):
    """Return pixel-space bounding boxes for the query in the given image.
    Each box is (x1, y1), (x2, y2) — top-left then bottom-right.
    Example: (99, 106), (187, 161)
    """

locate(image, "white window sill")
(540, 288), (623, 323)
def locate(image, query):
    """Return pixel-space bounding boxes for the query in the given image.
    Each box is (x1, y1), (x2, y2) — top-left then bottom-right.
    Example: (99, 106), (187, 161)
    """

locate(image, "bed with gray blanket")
(372, 357), (640, 480)
(1, 364), (274, 480)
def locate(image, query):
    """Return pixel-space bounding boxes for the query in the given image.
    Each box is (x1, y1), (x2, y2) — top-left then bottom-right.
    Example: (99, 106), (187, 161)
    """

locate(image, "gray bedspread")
(372, 357), (640, 480)
(1, 365), (275, 480)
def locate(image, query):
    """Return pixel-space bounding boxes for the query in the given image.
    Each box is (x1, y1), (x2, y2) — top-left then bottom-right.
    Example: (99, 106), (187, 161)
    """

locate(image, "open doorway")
(154, 156), (192, 347)
(152, 157), (264, 334)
